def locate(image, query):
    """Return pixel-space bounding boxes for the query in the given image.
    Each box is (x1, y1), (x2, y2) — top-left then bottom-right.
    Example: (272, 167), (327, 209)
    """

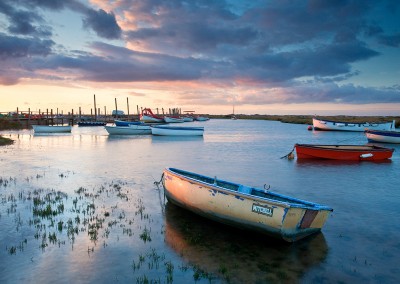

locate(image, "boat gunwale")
(165, 168), (333, 211)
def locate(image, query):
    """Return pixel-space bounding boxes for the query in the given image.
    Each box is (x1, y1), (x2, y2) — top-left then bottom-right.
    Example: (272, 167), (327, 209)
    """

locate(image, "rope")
(153, 173), (165, 216)
(280, 147), (295, 159)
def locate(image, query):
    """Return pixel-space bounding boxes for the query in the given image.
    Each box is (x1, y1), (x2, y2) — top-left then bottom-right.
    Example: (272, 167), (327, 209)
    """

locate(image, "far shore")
(1, 115), (399, 131)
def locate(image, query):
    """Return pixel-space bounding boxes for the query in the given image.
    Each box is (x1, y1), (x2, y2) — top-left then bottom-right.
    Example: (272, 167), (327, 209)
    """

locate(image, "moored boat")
(163, 115), (185, 123)
(365, 129), (400, 144)
(161, 168), (333, 242)
(182, 116), (194, 122)
(294, 144), (394, 161)
(313, 117), (395, 132)
(114, 120), (143, 126)
(194, 115), (210, 121)
(104, 125), (151, 135)
(151, 125), (204, 136)
(32, 125), (72, 133)
(78, 121), (106, 126)
(140, 108), (164, 123)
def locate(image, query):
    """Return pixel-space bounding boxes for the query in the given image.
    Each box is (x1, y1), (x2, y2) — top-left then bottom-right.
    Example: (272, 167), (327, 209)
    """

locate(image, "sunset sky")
(0, 0), (399, 115)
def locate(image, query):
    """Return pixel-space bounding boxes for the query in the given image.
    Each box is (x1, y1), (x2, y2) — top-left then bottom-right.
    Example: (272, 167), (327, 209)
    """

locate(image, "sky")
(0, 0), (399, 116)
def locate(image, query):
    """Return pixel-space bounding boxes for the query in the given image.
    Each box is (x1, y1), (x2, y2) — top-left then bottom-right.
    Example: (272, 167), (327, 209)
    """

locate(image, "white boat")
(195, 115), (210, 121)
(139, 108), (164, 123)
(163, 116), (185, 123)
(151, 125), (204, 136)
(161, 168), (333, 242)
(182, 116), (194, 122)
(365, 129), (400, 143)
(104, 125), (151, 135)
(32, 125), (71, 133)
(313, 117), (395, 132)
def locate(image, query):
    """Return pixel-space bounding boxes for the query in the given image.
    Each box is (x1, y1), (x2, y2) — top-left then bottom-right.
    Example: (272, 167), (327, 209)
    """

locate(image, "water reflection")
(151, 136), (204, 143)
(295, 159), (392, 167)
(164, 203), (328, 283)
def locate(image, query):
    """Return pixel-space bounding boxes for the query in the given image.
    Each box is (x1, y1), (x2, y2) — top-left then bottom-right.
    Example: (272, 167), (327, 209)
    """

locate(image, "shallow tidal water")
(1, 119), (399, 283)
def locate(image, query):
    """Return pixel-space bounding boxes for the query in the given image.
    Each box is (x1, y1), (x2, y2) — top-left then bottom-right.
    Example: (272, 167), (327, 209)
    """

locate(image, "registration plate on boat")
(252, 204), (273, 217)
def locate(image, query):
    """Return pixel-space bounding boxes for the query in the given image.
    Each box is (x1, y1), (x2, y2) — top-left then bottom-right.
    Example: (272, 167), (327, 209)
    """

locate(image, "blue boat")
(78, 121), (106, 126)
(114, 120), (143, 126)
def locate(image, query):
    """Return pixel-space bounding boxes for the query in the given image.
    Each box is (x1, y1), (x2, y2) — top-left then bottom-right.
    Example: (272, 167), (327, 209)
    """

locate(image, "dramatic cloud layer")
(0, 0), (399, 107)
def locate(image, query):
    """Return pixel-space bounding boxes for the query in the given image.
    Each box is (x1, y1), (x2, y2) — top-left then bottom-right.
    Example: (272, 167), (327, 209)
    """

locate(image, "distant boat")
(140, 108), (164, 123)
(365, 129), (400, 144)
(294, 144), (394, 161)
(182, 116), (194, 122)
(78, 121), (106, 126)
(114, 120), (143, 126)
(104, 125), (151, 135)
(312, 117), (395, 132)
(32, 125), (71, 133)
(151, 125), (204, 136)
(161, 167), (333, 242)
(163, 115), (185, 123)
(231, 105), (237, 120)
(194, 115), (210, 121)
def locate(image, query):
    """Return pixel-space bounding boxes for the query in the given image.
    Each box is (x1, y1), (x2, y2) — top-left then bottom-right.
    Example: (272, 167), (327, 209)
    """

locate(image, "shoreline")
(1, 115), (399, 131)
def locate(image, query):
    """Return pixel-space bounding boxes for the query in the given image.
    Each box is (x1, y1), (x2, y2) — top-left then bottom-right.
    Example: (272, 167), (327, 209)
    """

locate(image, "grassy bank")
(0, 118), (25, 130)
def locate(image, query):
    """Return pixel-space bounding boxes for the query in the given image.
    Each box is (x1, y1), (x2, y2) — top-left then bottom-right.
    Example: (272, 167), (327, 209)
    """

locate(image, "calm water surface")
(1, 119), (399, 283)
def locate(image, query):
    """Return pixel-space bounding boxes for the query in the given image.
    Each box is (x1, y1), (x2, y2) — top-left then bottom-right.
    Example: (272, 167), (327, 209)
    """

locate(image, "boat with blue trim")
(78, 121), (106, 126)
(114, 120), (143, 126)
(161, 168), (333, 242)
(365, 129), (400, 144)
(313, 117), (395, 132)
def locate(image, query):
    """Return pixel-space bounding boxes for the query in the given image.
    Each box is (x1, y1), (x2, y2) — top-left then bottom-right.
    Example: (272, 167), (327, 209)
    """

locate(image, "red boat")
(139, 108), (164, 123)
(294, 144), (394, 161)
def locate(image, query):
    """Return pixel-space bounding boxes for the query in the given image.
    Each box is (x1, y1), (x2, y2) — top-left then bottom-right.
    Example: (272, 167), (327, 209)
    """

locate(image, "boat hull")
(313, 117), (394, 132)
(104, 125), (151, 135)
(195, 116), (210, 121)
(140, 115), (164, 123)
(32, 125), (71, 133)
(164, 116), (185, 123)
(295, 144), (394, 161)
(365, 130), (400, 144)
(78, 122), (106, 126)
(162, 168), (332, 242)
(114, 120), (143, 126)
(151, 126), (204, 136)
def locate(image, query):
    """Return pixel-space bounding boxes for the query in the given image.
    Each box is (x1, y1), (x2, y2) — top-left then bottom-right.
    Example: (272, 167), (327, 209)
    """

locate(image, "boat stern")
(281, 207), (332, 242)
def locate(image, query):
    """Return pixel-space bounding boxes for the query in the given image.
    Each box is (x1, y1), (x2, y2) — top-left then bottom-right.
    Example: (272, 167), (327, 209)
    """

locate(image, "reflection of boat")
(162, 168), (332, 242)
(104, 125), (151, 135)
(78, 121), (106, 126)
(32, 125), (71, 133)
(163, 116), (185, 123)
(295, 144), (394, 161)
(164, 202), (328, 283)
(139, 108), (164, 123)
(114, 120), (142, 126)
(365, 129), (400, 144)
(313, 117), (395, 132)
(151, 125), (204, 136)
